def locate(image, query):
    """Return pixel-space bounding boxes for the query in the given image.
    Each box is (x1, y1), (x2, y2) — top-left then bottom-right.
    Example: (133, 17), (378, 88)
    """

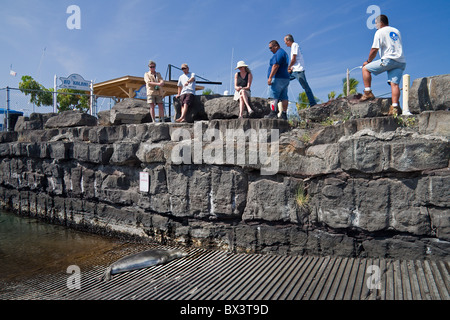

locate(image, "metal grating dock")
(1, 246), (449, 301)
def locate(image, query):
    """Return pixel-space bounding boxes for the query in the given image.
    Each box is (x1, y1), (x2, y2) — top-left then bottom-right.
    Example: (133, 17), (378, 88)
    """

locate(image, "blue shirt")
(268, 48), (290, 79)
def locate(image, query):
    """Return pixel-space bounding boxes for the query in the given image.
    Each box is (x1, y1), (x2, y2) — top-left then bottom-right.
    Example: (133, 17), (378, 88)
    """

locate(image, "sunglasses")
(149, 66), (156, 69)
(182, 67), (188, 70)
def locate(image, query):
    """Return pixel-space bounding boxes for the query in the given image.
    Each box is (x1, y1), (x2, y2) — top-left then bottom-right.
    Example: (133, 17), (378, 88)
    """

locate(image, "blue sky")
(1, 0), (449, 114)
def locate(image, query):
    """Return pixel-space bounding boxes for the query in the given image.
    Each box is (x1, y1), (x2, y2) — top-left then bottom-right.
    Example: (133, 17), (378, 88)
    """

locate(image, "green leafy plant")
(19, 75), (53, 107)
(202, 88), (214, 95)
(320, 117), (335, 126)
(296, 183), (310, 208)
(393, 113), (417, 128)
(19, 75), (90, 113)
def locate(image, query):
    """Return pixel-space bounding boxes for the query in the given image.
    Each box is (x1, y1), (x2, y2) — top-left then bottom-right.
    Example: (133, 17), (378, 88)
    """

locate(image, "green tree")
(342, 77), (359, 96)
(202, 88), (214, 95)
(328, 91), (336, 100)
(19, 75), (90, 113)
(57, 88), (90, 112)
(296, 92), (320, 111)
(19, 75), (53, 107)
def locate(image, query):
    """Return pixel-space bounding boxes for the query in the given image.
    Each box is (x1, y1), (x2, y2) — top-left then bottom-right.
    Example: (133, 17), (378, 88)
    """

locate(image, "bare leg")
(362, 66), (372, 88)
(176, 104), (188, 122)
(157, 103), (165, 122)
(149, 103), (156, 122)
(241, 91), (252, 113)
(239, 97), (244, 118)
(391, 83), (400, 105)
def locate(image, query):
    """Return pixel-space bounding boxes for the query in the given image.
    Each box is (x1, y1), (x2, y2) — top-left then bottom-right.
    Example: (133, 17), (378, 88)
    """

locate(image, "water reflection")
(0, 209), (143, 283)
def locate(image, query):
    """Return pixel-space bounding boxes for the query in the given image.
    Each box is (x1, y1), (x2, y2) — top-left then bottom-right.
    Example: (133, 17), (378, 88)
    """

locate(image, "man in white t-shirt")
(361, 15), (406, 115)
(284, 34), (317, 107)
(176, 63), (196, 122)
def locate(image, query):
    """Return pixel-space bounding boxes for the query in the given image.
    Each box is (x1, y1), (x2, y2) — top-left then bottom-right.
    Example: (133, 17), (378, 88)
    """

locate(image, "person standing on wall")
(175, 63), (196, 123)
(144, 60), (166, 122)
(266, 40), (290, 120)
(360, 14), (406, 116)
(284, 34), (317, 107)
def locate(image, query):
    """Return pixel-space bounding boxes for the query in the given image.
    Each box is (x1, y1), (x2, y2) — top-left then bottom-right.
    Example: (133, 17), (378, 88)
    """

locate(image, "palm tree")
(342, 77), (359, 96)
(328, 91), (336, 100)
(296, 92), (320, 110)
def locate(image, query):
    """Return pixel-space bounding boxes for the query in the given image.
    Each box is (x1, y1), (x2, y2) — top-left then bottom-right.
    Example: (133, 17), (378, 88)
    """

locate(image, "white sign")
(135, 85), (147, 100)
(139, 172), (149, 193)
(59, 73), (91, 91)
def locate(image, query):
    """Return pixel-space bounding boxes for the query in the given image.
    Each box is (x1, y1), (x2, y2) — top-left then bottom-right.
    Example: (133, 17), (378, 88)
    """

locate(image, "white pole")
(230, 48), (234, 94)
(53, 75), (57, 113)
(90, 80), (94, 115)
(402, 74), (412, 115)
(346, 68), (350, 96)
(6, 87), (10, 131)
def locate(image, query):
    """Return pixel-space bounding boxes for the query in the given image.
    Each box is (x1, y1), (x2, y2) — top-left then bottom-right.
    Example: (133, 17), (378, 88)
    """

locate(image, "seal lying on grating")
(101, 249), (187, 281)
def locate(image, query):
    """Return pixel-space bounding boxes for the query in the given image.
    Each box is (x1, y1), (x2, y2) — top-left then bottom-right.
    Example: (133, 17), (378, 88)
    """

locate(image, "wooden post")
(402, 74), (412, 115)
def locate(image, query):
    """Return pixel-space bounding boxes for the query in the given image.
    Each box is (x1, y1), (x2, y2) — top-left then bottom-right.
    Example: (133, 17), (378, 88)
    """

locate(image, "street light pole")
(6, 87), (10, 131)
(346, 66), (362, 96)
(346, 69), (349, 97)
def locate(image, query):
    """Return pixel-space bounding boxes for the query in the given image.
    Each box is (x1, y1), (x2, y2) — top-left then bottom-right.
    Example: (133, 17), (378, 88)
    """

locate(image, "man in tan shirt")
(144, 60), (165, 122)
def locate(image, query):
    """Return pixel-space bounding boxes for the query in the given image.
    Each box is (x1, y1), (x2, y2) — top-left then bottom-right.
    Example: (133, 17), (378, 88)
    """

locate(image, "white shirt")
(372, 26), (406, 63)
(177, 73), (196, 95)
(290, 42), (306, 72)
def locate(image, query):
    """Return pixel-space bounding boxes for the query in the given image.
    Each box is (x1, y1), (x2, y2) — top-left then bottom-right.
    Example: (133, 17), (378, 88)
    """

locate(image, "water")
(0, 209), (148, 285)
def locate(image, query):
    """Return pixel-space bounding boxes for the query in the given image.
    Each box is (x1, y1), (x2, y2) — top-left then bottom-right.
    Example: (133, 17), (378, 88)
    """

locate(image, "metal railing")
(0, 87), (119, 131)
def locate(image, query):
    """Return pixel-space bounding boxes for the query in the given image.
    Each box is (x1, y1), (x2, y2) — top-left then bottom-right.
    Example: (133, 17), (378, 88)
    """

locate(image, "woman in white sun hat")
(234, 61), (253, 118)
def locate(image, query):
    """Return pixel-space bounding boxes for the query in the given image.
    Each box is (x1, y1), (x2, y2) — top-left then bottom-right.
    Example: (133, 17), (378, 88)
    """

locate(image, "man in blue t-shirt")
(266, 40), (290, 120)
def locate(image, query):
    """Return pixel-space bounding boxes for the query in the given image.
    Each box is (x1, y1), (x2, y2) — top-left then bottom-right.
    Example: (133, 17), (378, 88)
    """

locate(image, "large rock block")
(173, 95), (271, 122)
(299, 96), (391, 122)
(110, 142), (140, 165)
(97, 110), (112, 126)
(419, 111), (450, 137)
(109, 98), (153, 125)
(338, 130), (449, 173)
(409, 74), (450, 113)
(204, 96), (270, 120)
(310, 116), (400, 146)
(73, 142), (114, 164)
(0, 131), (18, 143)
(309, 176), (436, 236)
(15, 113), (57, 131)
(173, 95), (211, 123)
(242, 176), (304, 223)
(45, 110), (97, 129)
(173, 165), (247, 219)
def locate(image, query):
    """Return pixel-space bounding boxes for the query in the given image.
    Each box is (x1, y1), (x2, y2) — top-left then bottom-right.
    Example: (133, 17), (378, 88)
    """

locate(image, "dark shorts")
(180, 93), (194, 106)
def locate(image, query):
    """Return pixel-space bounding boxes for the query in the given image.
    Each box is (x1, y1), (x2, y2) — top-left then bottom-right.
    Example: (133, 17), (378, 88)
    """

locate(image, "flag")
(9, 64), (16, 77)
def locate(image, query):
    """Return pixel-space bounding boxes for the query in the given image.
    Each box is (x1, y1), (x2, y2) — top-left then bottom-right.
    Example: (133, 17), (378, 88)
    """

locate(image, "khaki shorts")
(147, 95), (163, 104)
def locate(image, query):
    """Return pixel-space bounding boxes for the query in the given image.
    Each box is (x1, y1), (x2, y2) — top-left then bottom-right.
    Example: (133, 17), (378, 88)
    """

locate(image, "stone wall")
(0, 93), (449, 261)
